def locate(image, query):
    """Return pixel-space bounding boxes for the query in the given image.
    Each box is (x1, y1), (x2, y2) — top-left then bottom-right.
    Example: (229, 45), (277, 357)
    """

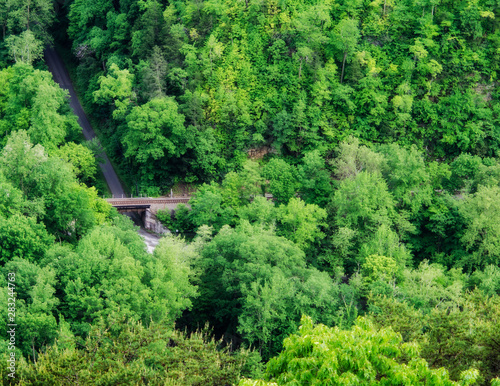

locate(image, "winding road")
(44, 48), (125, 197)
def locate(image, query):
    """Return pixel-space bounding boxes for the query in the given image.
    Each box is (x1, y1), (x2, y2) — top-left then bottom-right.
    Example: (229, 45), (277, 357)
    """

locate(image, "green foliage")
(0, 65), (78, 151)
(330, 171), (394, 235)
(0, 258), (59, 360)
(122, 97), (187, 182)
(264, 315), (477, 385)
(59, 0), (500, 190)
(172, 204), (195, 233)
(399, 261), (465, 313)
(332, 18), (361, 83)
(53, 142), (98, 185)
(459, 185), (500, 269)
(147, 235), (198, 322)
(276, 197), (327, 250)
(93, 63), (134, 119)
(262, 159), (298, 205)
(221, 160), (264, 208)
(362, 254), (398, 285)
(297, 150), (333, 207)
(51, 221), (197, 337)
(1, 320), (251, 385)
(331, 136), (384, 180)
(0, 214), (54, 263)
(5, 0), (54, 40)
(5, 30), (44, 65)
(156, 208), (173, 228)
(469, 265), (500, 296)
(237, 196), (276, 227)
(192, 223), (340, 359)
(328, 171), (400, 270)
(0, 130), (110, 242)
(370, 291), (500, 384)
(188, 183), (235, 232)
(378, 143), (432, 214)
(3, 0), (500, 383)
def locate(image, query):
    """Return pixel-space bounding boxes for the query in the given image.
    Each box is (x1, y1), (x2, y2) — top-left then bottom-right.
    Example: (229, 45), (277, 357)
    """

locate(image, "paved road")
(44, 48), (125, 197)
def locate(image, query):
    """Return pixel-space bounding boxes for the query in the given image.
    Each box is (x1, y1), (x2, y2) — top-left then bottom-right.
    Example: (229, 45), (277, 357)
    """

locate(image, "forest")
(0, 0), (500, 384)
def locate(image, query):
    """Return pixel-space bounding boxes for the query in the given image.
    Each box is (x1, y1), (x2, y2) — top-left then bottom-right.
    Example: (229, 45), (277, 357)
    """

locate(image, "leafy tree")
(370, 291), (500, 384)
(0, 214), (53, 264)
(0, 258), (59, 360)
(172, 204), (196, 234)
(93, 63), (134, 119)
(122, 97), (187, 182)
(0, 130), (47, 196)
(276, 197), (327, 250)
(331, 19), (361, 83)
(459, 185), (500, 270)
(329, 171), (396, 270)
(399, 261), (465, 313)
(378, 143), (432, 214)
(263, 316), (478, 385)
(358, 224), (412, 268)
(145, 235), (198, 322)
(47, 183), (111, 241)
(330, 172), (395, 234)
(0, 175), (40, 218)
(189, 183), (235, 232)
(52, 142), (98, 185)
(67, 0), (113, 58)
(192, 223), (340, 359)
(469, 265), (500, 296)
(447, 154), (500, 194)
(130, 0), (167, 58)
(5, 30), (44, 65)
(237, 196), (276, 227)
(331, 136), (385, 180)
(3, 320), (253, 385)
(221, 160), (264, 209)
(140, 45), (168, 100)
(53, 223), (151, 336)
(362, 254), (398, 286)
(4, 0), (54, 41)
(46, 217), (192, 339)
(262, 159), (298, 205)
(0, 66), (78, 151)
(297, 150), (333, 207)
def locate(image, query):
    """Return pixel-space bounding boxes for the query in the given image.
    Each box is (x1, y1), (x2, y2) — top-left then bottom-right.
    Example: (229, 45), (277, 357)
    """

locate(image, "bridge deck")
(107, 197), (191, 206)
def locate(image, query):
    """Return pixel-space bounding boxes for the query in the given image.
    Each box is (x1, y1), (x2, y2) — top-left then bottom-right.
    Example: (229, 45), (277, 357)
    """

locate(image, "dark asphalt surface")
(44, 48), (125, 197)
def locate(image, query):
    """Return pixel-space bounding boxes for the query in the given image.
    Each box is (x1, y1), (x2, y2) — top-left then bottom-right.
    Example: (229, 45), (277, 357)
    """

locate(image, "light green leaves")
(123, 97), (186, 164)
(5, 30), (44, 65)
(265, 316), (477, 385)
(93, 63), (134, 119)
(459, 185), (500, 269)
(276, 197), (326, 250)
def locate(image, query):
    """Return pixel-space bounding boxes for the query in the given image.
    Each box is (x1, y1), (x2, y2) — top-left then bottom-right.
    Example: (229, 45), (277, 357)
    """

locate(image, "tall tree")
(122, 97), (187, 182)
(5, 30), (43, 65)
(262, 316), (479, 386)
(331, 19), (360, 83)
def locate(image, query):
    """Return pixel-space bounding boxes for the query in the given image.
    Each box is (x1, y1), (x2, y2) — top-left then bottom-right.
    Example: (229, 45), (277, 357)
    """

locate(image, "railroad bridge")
(106, 197), (191, 233)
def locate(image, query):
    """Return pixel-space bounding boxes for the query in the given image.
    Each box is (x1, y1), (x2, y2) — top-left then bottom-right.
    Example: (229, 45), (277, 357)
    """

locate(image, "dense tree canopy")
(1, 0), (500, 384)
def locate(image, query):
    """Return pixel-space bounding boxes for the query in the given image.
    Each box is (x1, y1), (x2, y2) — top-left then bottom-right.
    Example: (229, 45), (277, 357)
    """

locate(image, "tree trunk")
(340, 51), (347, 84)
